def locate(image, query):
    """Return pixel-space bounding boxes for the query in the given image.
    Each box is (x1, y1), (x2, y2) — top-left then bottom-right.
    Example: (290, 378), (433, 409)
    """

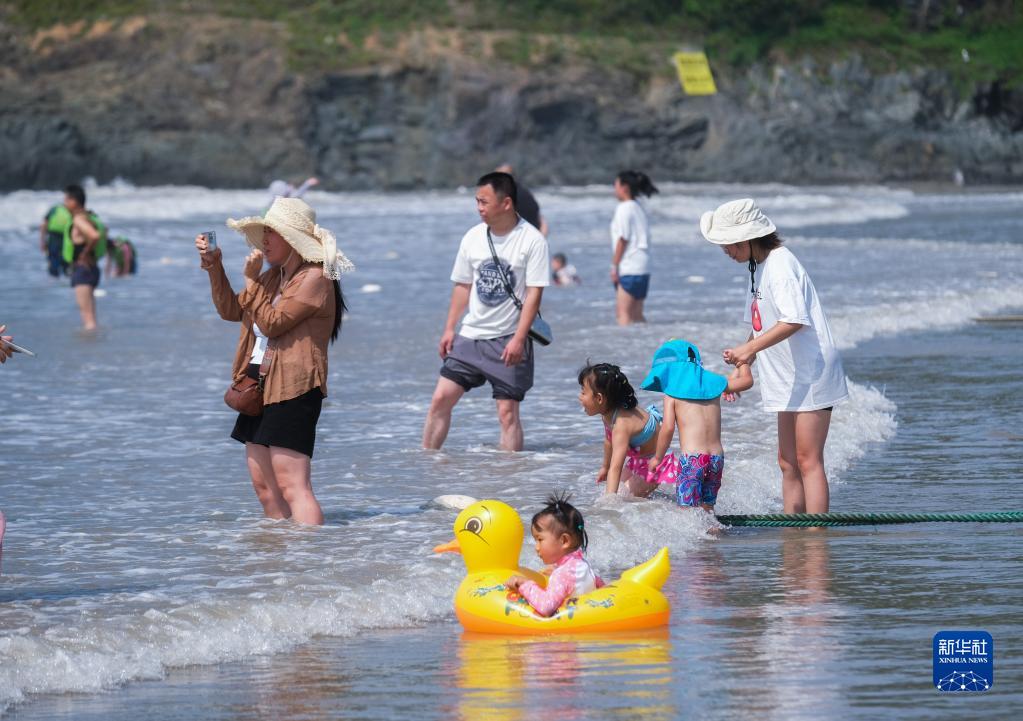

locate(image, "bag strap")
(256, 339), (274, 392)
(485, 227), (524, 312)
(485, 226), (544, 323)
(254, 267), (298, 391)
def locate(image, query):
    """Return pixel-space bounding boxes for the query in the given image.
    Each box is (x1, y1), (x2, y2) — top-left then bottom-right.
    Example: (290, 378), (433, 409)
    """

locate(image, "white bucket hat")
(227, 197), (354, 279)
(700, 198), (777, 245)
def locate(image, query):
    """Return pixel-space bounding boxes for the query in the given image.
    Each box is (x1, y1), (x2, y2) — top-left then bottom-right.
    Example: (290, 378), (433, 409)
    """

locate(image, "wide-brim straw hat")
(640, 339), (728, 401)
(700, 198), (776, 245)
(227, 197), (354, 279)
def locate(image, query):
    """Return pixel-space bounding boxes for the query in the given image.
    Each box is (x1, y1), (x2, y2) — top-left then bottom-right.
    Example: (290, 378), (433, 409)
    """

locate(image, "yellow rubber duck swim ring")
(434, 499), (670, 634)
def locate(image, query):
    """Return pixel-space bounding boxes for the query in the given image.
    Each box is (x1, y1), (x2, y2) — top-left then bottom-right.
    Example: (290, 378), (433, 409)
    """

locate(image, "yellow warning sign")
(673, 51), (717, 95)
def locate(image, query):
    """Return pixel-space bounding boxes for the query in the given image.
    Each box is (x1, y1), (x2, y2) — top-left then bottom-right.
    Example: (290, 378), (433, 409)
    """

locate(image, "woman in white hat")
(701, 199), (847, 514)
(195, 197), (353, 525)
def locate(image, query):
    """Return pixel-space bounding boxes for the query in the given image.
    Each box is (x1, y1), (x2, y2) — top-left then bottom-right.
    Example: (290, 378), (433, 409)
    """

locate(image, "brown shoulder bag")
(224, 343), (274, 416)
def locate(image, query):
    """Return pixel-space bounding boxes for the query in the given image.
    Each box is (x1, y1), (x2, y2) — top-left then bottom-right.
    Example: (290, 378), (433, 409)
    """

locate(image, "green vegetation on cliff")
(6, 0), (1022, 87)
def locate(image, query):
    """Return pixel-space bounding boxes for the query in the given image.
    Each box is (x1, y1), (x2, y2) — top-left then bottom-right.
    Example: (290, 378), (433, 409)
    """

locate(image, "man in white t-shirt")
(422, 172), (550, 451)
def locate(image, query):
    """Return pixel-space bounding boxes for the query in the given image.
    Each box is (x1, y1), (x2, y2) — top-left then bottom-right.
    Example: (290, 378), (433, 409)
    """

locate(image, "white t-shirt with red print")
(744, 246), (848, 412)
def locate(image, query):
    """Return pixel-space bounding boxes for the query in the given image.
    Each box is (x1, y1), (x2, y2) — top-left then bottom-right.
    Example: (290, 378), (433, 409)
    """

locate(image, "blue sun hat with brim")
(640, 339), (728, 400)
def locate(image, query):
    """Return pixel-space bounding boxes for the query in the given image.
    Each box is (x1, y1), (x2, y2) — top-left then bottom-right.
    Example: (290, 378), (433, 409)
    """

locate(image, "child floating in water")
(578, 363), (678, 497)
(505, 494), (603, 616)
(641, 340), (753, 510)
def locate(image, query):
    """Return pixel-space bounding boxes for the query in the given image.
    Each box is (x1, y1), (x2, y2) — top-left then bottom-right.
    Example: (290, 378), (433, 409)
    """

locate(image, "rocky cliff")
(2, 14), (1020, 191)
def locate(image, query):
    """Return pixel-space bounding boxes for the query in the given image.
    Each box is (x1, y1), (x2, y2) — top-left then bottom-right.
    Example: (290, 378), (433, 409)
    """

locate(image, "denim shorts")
(619, 274), (650, 300)
(70, 263), (101, 288)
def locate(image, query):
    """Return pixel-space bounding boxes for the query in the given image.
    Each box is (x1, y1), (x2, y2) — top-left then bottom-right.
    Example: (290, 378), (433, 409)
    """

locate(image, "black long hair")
(578, 362), (638, 410)
(532, 491), (588, 552)
(330, 279), (347, 344)
(616, 170), (658, 199)
(749, 231), (784, 255)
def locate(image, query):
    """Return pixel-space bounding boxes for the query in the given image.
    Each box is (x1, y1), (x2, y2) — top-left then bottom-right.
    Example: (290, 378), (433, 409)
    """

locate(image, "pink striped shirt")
(517, 550), (604, 617)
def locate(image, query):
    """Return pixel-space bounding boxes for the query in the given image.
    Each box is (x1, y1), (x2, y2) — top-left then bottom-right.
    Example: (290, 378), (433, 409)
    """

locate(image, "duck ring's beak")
(433, 538), (461, 554)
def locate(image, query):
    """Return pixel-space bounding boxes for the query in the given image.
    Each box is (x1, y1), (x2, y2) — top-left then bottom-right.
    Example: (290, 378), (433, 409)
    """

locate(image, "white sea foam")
(830, 283), (1023, 349)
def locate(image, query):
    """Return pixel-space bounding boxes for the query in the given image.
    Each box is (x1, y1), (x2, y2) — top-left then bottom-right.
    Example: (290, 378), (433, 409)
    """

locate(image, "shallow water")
(0, 183), (1021, 718)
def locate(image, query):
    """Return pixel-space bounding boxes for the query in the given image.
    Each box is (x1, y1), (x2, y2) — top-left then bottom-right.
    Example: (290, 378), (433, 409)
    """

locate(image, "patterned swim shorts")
(676, 453), (725, 508)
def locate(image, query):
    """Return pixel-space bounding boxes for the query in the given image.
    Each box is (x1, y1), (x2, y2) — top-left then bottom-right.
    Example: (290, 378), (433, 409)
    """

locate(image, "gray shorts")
(440, 334), (534, 402)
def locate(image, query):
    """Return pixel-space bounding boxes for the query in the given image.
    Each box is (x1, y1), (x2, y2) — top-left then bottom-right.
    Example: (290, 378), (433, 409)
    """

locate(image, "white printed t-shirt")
(451, 218), (550, 340)
(744, 246), (848, 412)
(610, 199), (650, 276)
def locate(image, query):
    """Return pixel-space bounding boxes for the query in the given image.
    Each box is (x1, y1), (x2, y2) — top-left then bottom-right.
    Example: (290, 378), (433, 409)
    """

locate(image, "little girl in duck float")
(434, 496), (670, 634)
(505, 495), (601, 616)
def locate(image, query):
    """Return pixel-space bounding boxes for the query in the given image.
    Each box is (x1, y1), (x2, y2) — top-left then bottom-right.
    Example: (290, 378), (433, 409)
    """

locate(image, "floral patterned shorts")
(676, 453), (724, 508)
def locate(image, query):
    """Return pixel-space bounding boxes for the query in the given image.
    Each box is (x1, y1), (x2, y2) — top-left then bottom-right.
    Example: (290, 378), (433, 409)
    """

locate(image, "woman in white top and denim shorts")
(702, 199), (848, 514)
(609, 171), (657, 325)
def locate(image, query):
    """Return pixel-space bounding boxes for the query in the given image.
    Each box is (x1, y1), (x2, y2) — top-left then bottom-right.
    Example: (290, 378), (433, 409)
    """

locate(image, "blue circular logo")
(477, 260), (515, 307)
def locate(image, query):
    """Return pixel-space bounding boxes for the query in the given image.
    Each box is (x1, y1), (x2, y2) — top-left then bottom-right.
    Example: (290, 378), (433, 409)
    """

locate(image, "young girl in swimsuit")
(505, 494), (603, 617)
(578, 363), (678, 497)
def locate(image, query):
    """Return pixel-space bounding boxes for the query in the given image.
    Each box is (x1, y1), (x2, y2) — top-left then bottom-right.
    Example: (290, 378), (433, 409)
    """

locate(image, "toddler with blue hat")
(641, 340), (753, 509)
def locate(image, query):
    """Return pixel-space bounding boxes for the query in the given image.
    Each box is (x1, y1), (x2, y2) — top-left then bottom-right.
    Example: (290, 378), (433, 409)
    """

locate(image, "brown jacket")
(208, 260), (334, 405)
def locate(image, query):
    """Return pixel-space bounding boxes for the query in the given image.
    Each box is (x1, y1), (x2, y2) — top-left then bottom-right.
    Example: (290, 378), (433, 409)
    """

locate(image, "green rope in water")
(715, 511), (1023, 527)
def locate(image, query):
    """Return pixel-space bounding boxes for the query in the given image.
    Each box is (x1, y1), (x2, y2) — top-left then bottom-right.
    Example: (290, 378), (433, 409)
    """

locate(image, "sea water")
(0, 183), (1020, 719)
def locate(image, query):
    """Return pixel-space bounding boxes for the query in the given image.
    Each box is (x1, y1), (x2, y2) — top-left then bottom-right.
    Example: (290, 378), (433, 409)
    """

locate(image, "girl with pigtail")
(505, 493), (604, 617)
(577, 362), (678, 497)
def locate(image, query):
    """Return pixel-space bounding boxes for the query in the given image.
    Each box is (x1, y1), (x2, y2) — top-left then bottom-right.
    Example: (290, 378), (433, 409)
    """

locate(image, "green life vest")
(62, 211), (108, 264)
(46, 205), (72, 234)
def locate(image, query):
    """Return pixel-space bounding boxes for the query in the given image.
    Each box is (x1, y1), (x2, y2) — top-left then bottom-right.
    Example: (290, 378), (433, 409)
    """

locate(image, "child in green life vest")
(106, 237), (138, 277)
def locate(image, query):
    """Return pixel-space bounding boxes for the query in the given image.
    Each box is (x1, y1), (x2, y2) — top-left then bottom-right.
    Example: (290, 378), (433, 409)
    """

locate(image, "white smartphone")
(1, 338), (35, 357)
(204, 231), (217, 250)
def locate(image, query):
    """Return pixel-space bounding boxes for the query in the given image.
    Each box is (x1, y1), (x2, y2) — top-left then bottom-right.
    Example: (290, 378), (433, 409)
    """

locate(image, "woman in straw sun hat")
(701, 198), (848, 514)
(195, 197), (353, 525)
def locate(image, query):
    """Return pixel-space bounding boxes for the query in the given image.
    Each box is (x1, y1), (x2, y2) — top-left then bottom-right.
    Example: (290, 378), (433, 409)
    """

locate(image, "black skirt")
(231, 364), (324, 458)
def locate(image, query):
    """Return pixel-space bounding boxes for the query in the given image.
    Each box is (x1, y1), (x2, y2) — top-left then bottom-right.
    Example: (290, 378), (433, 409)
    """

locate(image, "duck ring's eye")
(463, 517), (483, 535)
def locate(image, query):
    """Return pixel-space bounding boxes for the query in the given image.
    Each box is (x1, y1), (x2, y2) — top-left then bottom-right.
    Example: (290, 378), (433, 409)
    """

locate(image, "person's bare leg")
(423, 377), (466, 450)
(75, 285), (97, 330)
(624, 467), (658, 497)
(777, 412), (806, 513)
(495, 398), (524, 451)
(632, 298), (647, 323)
(270, 447), (323, 525)
(794, 409), (833, 514)
(246, 443), (291, 519)
(615, 285), (632, 326)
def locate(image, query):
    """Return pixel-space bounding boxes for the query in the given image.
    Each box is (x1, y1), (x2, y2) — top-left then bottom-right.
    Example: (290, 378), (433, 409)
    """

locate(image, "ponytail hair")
(578, 361), (638, 410)
(616, 170), (658, 199)
(532, 491), (588, 552)
(330, 278), (347, 344)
